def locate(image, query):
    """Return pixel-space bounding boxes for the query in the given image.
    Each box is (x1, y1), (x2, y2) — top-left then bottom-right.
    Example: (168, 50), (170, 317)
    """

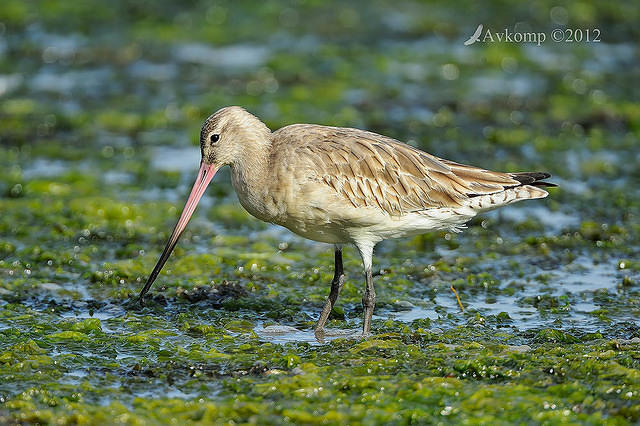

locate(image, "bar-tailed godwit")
(139, 106), (554, 336)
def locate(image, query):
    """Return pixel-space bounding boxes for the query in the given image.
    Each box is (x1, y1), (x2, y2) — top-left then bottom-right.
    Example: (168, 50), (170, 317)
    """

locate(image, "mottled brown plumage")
(273, 124), (552, 216)
(140, 106), (554, 338)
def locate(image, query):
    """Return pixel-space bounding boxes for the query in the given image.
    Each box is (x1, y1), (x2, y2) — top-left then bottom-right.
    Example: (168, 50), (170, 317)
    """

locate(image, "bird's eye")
(210, 134), (220, 143)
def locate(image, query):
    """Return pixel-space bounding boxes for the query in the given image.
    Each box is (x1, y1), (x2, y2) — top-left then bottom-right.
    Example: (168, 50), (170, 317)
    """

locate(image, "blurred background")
(1, 0), (639, 423)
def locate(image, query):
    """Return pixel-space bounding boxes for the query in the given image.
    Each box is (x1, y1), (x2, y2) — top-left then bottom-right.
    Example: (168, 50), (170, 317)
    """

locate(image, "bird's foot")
(360, 331), (373, 339)
(314, 327), (359, 343)
(314, 327), (326, 344)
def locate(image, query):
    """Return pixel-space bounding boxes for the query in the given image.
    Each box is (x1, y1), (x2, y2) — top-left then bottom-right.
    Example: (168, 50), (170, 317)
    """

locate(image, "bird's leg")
(361, 265), (376, 335)
(356, 242), (376, 336)
(314, 245), (345, 336)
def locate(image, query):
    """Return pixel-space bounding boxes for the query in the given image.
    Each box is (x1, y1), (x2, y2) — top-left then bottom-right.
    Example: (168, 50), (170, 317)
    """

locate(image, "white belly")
(276, 202), (475, 245)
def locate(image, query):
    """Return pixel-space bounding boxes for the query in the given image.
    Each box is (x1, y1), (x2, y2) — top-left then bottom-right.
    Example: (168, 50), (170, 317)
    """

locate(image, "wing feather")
(283, 125), (543, 216)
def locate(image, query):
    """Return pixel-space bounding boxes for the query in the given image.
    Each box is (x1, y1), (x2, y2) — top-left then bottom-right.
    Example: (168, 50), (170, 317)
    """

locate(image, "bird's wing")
(291, 126), (525, 216)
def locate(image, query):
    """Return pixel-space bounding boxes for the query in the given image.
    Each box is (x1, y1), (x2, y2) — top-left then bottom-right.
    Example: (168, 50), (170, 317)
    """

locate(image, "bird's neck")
(229, 132), (276, 222)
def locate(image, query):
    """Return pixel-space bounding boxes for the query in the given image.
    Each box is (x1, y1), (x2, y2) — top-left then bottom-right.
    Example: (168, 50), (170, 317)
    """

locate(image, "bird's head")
(138, 106), (270, 303)
(200, 106), (271, 168)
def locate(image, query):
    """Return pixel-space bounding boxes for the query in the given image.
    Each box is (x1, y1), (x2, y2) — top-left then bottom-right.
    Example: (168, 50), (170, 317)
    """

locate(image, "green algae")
(1, 0), (640, 424)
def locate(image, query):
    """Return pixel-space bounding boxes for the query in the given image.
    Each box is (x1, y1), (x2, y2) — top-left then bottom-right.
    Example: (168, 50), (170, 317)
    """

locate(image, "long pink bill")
(138, 162), (217, 305)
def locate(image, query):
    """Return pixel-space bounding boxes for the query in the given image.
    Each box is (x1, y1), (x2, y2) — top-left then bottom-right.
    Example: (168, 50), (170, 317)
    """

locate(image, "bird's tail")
(509, 172), (557, 188)
(467, 172), (556, 211)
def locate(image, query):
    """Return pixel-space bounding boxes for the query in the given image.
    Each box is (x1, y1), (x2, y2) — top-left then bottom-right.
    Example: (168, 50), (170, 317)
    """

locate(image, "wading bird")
(139, 106), (554, 336)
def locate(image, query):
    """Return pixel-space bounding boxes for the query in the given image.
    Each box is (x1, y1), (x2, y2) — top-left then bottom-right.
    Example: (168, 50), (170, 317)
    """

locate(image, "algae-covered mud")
(1, 0), (639, 424)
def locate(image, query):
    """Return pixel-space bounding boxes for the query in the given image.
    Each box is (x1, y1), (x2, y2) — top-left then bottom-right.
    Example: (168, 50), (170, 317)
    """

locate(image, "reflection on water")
(255, 323), (359, 345)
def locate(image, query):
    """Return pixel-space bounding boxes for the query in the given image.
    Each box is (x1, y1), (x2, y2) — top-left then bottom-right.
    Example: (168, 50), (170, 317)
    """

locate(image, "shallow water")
(1, 0), (639, 424)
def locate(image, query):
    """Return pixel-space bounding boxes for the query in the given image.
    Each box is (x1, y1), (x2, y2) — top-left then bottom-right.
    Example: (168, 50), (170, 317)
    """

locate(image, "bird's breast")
(230, 166), (283, 224)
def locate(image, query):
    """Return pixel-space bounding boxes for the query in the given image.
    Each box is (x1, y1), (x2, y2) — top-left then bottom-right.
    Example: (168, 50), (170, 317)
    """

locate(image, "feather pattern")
(272, 124), (550, 217)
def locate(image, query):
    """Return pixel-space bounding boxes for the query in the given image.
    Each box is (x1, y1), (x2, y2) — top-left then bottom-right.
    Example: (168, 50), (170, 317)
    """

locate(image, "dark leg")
(356, 242), (376, 336)
(314, 245), (345, 335)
